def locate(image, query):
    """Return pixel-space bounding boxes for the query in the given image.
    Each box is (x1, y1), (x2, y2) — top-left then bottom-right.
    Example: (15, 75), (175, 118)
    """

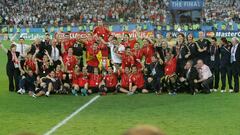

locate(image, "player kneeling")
(162, 49), (177, 95)
(99, 67), (118, 95)
(129, 66), (149, 95)
(18, 70), (37, 96)
(117, 67), (132, 94)
(34, 71), (61, 98)
(88, 67), (103, 94)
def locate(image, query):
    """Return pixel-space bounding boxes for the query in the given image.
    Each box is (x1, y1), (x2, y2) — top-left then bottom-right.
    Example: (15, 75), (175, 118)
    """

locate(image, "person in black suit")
(230, 37), (240, 93)
(209, 37), (220, 92)
(176, 33), (189, 77)
(186, 33), (198, 64)
(46, 38), (62, 68)
(220, 37), (233, 92)
(179, 60), (199, 95)
(0, 43), (20, 92)
(147, 54), (164, 94)
(196, 31), (211, 65)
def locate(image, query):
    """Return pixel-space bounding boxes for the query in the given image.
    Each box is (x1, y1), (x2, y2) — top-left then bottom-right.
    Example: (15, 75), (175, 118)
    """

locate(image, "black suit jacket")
(7, 51), (20, 70)
(234, 44), (240, 63)
(183, 67), (199, 84)
(149, 62), (164, 78)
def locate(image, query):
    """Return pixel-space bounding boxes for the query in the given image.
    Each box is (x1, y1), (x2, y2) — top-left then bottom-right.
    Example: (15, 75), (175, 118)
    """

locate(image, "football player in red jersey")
(118, 46), (135, 69)
(88, 67), (103, 94)
(22, 52), (38, 74)
(132, 42), (144, 70)
(99, 67), (118, 95)
(69, 65), (82, 96)
(129, 65), (149, 95)
(163, 48), (178, 95)
(121, 33), (137, 49)
(63, 47), (78, 73)
(142, 38), (155, 68)
(86, 42), (100, 73)
(117, 67), (132, 94)
(61, 33), (77, 55)
(78, 67), (89, 96)
(93, 20), (110, 42)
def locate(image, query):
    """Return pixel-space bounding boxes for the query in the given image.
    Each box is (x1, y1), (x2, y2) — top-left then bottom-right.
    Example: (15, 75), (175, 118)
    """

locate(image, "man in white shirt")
(108, 37), (125, 72)
(194, 59), (213, 94)
(49, 38), (61, 67)
(12, 37), (30, 59)
(230, 37), (240, 93)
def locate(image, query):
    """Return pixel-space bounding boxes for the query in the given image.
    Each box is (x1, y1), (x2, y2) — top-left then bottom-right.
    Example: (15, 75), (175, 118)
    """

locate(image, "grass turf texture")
(0, 40), (240, 135)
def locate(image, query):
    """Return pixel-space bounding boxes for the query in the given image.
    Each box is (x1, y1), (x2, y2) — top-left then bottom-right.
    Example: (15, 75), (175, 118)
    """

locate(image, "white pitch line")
(43, 95), (100, 135)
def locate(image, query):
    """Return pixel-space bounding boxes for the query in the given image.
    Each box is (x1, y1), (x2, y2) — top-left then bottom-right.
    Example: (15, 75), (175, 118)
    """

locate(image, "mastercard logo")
(206, 32), (215, 37)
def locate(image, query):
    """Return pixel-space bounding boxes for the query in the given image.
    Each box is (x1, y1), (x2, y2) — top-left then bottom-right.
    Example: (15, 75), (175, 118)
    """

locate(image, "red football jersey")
(120, 72), (131, 88)
(24, 59), (36, 72)
(55, 71), (63, 80)
(164, 57), (177, 76)
(132, 49), (143, 69)
(98, 43), (109, 57)
(121, 53), (135, 69)
(129, 71), (145, 88)
(142, 44), (154, 64)
(78, 74), (88, 87)
(88, 73), (103, 87)
(93, 26), (110, 42)
(122, 39), (137, 49)
(63, 39), (77, 51)
(104, 73), (118, 88)
(86, 47), (99, 67)
(84, 39), (96, 51)
(63, 55), (78, 72)
(71, 72), (81, 85)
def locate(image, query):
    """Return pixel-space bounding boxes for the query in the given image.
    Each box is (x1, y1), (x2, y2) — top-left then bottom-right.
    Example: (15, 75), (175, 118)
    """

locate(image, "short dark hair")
(221, 37), (228, 44)
(211, 37), (217, 42)
(19, 37), (25, 40)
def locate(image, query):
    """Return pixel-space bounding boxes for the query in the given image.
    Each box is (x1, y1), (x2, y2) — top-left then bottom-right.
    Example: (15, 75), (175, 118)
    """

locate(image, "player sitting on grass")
(18, 69), (37, 96)
(129, 65), (149, 95)
(33, 71), (60, 98)
(78, 67), (89, 96)
(117, 67), (132, 94)
(88, 67), (103, 94)
(99, 67), (118, 95)
(70, 65), (82, 96)
(163, 48), (178, 95)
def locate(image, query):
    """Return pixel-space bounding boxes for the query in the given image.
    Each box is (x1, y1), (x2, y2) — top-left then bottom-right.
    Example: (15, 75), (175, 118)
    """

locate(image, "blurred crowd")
(0, 0), (239, 27)
(0, 0), (167, 27)
(203, 0), (240, 23)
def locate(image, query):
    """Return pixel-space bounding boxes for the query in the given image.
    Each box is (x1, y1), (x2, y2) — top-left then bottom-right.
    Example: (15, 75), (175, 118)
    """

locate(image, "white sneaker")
(32, 94), (37, 98)
(127, 91), (134, 96)
(17, 89), (23, 94)
(221, 90), (226, 93)
(213, 89), (218, 92)
(210, 89), (213, 92)
(229, 89), (234, 93)
(45, 91), (50, 97)
(21, 89), (26, 94)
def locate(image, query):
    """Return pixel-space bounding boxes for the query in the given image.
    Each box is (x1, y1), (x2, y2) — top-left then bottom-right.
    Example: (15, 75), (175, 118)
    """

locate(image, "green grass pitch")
(0, 40), (240, 135)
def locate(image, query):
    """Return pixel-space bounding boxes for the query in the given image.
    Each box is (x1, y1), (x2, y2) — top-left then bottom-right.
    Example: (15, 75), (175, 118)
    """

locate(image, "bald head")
(231, 37), (239, 46)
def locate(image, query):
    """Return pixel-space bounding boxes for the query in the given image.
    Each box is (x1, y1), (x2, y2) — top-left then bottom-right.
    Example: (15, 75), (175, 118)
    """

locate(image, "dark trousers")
(210, 66), (220, 89)
(147, 77), (161, 92)
(200, 76), (213, 93)
(53, 60), (61, 69)
(7, 68), (20, 92)
(232, 62), (239, 92)
(221, 65), (233, 90)
(176, 59), (186, 76)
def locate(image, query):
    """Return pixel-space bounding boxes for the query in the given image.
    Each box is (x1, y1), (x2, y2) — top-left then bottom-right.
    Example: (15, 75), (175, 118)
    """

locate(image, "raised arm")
(0, 42), (8, 53)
